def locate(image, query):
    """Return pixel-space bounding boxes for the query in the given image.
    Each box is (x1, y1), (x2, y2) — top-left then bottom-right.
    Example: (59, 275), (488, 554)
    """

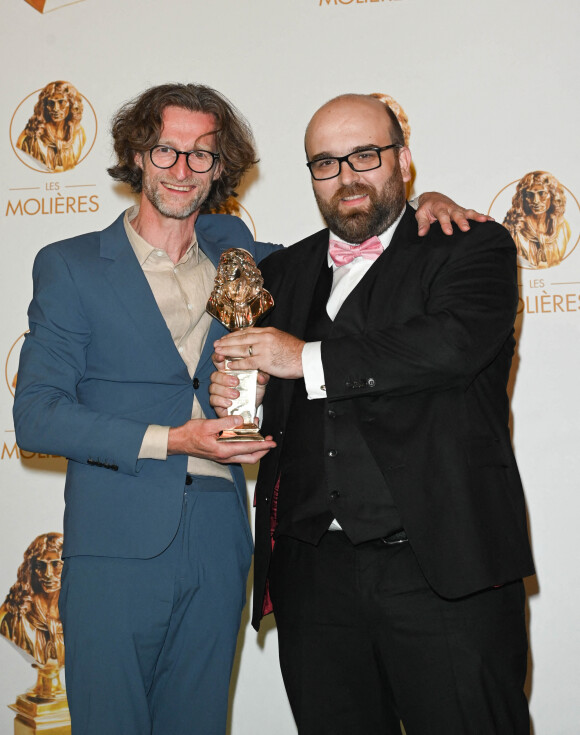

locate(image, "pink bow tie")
(328, 236), (383, 267)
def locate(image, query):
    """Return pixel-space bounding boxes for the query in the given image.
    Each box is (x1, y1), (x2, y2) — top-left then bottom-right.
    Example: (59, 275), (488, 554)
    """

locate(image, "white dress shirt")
(302, 207), (405, 399)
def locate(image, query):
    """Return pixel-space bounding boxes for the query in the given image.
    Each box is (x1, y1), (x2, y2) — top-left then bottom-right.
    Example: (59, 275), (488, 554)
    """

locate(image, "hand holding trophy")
(206, 248), (274, 441)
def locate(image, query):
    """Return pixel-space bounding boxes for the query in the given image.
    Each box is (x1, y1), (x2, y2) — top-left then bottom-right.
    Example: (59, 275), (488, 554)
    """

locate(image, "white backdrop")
(1, 0), (579, 733)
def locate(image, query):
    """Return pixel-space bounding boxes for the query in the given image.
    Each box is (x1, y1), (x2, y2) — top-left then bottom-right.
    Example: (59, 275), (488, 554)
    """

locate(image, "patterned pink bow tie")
(328, 236), (383, 267)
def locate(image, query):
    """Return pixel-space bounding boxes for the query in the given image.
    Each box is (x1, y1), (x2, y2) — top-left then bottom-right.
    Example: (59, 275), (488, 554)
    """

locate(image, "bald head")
(305, 94), (404, 159)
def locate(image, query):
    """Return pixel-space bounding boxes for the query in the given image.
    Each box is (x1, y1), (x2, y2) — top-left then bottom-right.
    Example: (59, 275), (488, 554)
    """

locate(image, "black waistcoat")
(275, 258), (402, 545)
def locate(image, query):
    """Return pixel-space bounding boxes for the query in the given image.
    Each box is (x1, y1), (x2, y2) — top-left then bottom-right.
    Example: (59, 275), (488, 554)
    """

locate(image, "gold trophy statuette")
(0, 532), (70, 734)
(206, 248), (274, 441)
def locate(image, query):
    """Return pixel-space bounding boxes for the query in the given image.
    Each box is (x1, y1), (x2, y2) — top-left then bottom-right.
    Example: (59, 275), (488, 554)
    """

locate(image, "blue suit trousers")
(59, 476), (252, 735)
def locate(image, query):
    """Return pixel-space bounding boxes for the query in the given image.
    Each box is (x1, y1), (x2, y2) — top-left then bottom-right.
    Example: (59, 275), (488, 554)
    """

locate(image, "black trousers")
(269, 532), (530, 735)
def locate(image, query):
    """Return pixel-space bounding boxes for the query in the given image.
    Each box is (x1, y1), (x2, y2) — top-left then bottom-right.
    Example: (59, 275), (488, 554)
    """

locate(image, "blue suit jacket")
(13, 212), (279, 559)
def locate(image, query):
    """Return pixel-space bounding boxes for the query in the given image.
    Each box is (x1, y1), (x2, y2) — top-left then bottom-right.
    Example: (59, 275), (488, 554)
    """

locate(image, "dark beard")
(315, 166), (406, 243)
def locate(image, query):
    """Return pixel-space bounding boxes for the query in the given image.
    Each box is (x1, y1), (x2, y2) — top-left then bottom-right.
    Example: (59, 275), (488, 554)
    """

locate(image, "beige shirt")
(124, 207), (232, 481)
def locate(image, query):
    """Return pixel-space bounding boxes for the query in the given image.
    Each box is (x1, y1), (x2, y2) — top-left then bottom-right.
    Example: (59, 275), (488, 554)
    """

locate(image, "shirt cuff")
(302, 341), (327, 400)
(138, 424), (170, 460)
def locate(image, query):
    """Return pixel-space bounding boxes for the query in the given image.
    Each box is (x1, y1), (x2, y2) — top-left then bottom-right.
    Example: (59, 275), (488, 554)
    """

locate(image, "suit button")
(328, 449), (337, 457)
(367, 378), (376, 388)
(327, 409), (336, 419)
(193, 377), (200, 389)
(329, 490), (340, 500)
(185, 475), (193, 486)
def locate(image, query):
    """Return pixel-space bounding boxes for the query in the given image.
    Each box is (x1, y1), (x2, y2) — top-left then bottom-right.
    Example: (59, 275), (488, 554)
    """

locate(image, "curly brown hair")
(107, 83), (258, 212)
(503, 171), (566, 238)
(22, 81), (83, 142)
(2, 533), (63, 616)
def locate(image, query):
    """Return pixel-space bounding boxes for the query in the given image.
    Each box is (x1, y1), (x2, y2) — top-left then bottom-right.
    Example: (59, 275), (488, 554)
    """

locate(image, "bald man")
(213, 94), (534, 735)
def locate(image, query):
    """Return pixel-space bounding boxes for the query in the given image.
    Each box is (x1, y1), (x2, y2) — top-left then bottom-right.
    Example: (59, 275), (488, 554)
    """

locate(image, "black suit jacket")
(252, 205), (535, 630)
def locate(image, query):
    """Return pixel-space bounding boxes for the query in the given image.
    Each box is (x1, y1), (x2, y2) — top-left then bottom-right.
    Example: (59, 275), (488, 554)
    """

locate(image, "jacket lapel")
(264, 230), (330, 429)
(332, 204), (421, 333)
(267, 230), (330, 339)
(99, 214), (189, 378)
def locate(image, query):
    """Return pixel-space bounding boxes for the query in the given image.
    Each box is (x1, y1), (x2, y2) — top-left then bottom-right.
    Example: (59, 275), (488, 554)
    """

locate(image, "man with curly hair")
(14, 83), (278, 735)
(14, 82), (485, 735)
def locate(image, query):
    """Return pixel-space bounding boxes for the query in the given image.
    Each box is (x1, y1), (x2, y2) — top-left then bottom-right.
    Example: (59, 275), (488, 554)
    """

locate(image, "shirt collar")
(123, 205), (199, 266)
(327, 205), (405, 268)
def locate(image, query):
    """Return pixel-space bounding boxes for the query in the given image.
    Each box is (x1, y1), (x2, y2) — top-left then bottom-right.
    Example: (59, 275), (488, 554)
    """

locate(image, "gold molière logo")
(5, 332), (26, 399)
(490, 173), (580, 316)
(10, 81), (97, 173)
(24, 0), (86, 14)
(490, 172), (579, 271)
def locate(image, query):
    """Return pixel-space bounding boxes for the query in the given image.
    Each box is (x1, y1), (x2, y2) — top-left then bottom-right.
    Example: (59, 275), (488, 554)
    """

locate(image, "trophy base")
(218, 425), (265, 442)
(8, 663), (70, 734)
(218, 367), (264, 441)
(10, 694), (70, 734)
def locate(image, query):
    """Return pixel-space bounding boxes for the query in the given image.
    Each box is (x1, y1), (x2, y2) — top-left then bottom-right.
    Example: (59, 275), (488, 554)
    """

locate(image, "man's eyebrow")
(309, 144), (382, 161)
(308, 151), (335, 162)
(348, 144), (382, 153)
